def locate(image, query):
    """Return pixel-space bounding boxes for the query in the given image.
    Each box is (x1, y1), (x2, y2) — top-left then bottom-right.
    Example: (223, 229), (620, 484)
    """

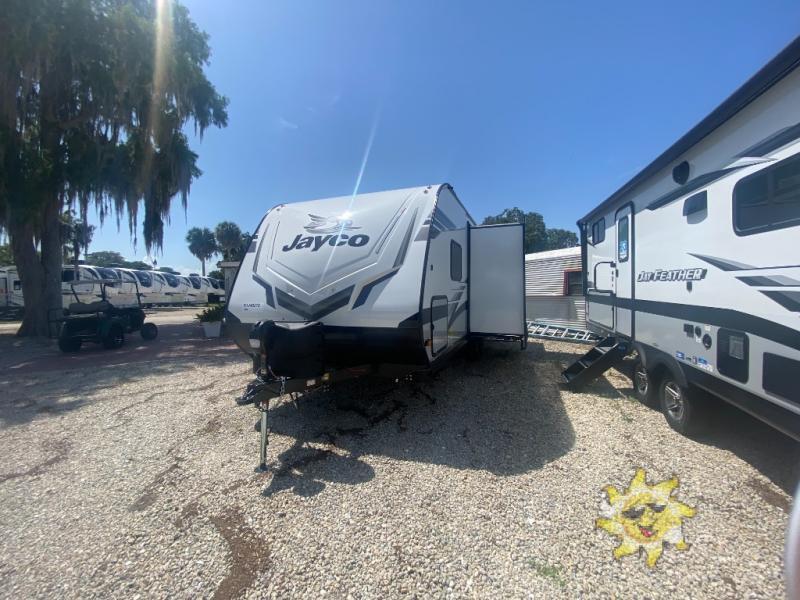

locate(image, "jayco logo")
(282, 233), (370, 252)
(282, 213), (370, 252)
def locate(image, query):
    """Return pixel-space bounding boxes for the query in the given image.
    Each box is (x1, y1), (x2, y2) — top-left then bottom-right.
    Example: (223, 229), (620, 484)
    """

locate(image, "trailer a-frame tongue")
(468, 223), (527, 345)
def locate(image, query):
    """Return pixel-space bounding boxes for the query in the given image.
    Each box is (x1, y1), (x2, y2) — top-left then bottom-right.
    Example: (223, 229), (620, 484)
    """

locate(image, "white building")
(525, 246), (585, 328)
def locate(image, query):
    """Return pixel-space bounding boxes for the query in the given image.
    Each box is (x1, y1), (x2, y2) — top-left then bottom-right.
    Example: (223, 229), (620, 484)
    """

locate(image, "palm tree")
(214, 221), (243, 261)
(186, 227), (218, 276)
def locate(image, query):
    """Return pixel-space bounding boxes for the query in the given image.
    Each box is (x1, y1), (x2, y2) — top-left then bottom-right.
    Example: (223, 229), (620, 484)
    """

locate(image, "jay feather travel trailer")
(564, 35), (800, 441)
(225, 184), (527, 469)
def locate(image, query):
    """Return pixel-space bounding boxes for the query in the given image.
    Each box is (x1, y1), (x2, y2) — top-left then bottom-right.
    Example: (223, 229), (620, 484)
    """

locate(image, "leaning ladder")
(527, 321), (600, 344)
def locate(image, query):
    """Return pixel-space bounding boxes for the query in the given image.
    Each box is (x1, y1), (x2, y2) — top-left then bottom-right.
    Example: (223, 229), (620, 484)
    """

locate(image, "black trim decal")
(690, 253), (800, 272)
(252, 273), (275, 308)
(393, 208), (418, 268)
(761, 290), (800, 312)
(738, 275), (800, 287)
(275, 286), (354, 321)
(352, 271), (398, 309)
(587, 294), (800, 352)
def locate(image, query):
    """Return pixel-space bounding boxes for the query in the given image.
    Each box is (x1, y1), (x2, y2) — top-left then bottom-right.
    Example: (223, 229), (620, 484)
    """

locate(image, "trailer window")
(734, 153), (800, 235)
(13, 281), (21, 291)
(565, 270), (582, 295)
(450, 240), (463, 281)
(591, 218), (605, 245)
(617, 216), (629, 262)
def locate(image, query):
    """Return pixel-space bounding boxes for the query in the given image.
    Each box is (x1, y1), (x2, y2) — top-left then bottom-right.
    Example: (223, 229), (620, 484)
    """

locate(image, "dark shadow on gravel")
(258, 341), (576, 496)
(691, 395), (800, 495)
(536, 342), (800, 494)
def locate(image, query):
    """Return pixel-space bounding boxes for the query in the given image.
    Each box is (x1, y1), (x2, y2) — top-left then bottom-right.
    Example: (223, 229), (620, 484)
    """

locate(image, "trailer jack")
(257, 397), (270, 472)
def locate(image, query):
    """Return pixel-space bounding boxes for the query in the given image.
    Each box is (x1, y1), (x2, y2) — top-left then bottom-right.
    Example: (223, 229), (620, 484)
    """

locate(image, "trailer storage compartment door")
(469, 223), (526, 341)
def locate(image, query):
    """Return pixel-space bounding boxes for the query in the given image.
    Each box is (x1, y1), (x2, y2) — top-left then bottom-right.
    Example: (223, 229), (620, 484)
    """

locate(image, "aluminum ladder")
(527, 321), (600, 344)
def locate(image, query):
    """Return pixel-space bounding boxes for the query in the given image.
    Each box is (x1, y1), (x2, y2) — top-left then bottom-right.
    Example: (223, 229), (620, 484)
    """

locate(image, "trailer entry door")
(614, 206), (633, 337)
(0, 276), (7, 308)
(468, 223), (526, 342)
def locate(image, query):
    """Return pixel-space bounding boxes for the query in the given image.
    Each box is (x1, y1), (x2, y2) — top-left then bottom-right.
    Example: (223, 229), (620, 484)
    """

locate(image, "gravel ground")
(0, 318), (798, 599)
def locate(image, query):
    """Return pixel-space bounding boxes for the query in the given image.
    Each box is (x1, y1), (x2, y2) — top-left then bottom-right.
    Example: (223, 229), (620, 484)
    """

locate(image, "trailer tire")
(140, 322), (158, 340)
(102, 323), (125, 349)
(632, 358), (657, 406)
(659, 377), (707, 437)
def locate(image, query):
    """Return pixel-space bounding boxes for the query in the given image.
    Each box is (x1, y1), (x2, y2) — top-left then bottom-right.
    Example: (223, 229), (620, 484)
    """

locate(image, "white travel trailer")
(565, 36), (800, 442)
(525, 246), (585, 329)
(0, 267), (23, 308)
(147, 271), (172, 305)
(180, 275), (199, 304)
(226, 184), (527, 469)
(118, 269), (156, 306)
(61, 266), (104, 306)
(210, 277), (226, 303)
(159, 271), (187, 304)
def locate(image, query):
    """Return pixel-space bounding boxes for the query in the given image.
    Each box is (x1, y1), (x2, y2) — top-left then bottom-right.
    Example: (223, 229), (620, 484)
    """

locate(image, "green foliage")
(196, 303), (224, 322)
(61, 210), (95, 262)
(207, 269), (223, 280)
(86, 251), (126, 266)
(157, 266), (179, 274)
(0, 0), (227, 334)
(124, 261), (152, 270)
(0, 0), (228, 250)
(214, 221), (251, 261)
(546, 228), (579, 250)
(482, 207), (578, 253)
(186, 226), (217, 274)
(214, 221), (242, 260)
(85, 250), (152, 270)
(0, 244), (13, 266)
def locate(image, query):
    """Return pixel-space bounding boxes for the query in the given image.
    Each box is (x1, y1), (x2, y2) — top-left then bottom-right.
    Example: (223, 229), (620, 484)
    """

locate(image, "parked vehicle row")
(0, 265), (225, 309)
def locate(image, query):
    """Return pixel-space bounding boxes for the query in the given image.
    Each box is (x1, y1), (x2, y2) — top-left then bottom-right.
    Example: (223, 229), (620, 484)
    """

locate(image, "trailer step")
(527, 321), (600, 344)
(561, 336), (629, 388)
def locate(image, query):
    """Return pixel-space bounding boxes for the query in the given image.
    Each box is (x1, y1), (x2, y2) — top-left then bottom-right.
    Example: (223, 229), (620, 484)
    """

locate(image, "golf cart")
(57, 278), (158, 352)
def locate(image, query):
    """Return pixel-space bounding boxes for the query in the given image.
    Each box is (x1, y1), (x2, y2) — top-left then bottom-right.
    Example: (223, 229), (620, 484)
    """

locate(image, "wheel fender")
(639, 345), (688, 388)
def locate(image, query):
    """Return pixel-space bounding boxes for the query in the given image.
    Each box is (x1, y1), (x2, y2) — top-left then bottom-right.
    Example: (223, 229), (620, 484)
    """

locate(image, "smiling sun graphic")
(596, 468), (696, 568)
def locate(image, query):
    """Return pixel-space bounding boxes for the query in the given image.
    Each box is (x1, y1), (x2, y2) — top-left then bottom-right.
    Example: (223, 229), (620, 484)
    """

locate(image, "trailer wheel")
(659, 377), (707, 437)
(102, 323), (125, 349)
(632, 358), (657, 406)
(140, 322), (158, 340)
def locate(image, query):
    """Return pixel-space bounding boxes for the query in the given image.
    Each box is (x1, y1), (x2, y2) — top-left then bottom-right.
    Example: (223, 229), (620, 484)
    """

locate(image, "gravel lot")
(0, 311), (797, 599)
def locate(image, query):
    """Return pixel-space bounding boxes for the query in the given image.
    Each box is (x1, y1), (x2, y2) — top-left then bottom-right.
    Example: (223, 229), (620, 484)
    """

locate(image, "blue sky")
(89, 0), (800, 273)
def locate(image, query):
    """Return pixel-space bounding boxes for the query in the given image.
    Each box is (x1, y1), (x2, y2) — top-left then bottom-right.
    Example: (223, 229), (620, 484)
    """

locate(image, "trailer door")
(0, 276), (7, 308)
(468, 223), (526, 341)
(614, 206), (633, 337)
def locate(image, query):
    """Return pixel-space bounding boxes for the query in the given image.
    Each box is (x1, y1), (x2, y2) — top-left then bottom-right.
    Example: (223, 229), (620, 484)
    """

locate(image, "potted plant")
(197, 303), (225, 338)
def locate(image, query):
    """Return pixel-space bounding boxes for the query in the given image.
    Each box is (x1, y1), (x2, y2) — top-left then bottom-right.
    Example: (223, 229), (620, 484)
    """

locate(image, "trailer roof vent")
(673, 161), (691, 185)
